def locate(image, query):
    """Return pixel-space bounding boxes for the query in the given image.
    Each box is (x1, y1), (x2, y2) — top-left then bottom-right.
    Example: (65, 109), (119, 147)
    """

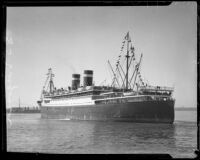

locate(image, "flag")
(131, 45), (134, 51)
(135, 63), (138, 69)
(125, 32), (129, 40)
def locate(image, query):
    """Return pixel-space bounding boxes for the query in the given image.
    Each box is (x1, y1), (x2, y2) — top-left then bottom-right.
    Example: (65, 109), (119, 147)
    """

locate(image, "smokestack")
(72, 74), (80, 90)
(83, 70), (93, 87)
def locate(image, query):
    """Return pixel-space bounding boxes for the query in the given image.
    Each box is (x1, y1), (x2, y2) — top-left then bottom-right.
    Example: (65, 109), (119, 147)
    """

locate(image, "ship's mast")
(125, 32), (130, 90)
(41, 68), (55, 98)
(109, 32), (140, 91)
(48, 68), (54, 93)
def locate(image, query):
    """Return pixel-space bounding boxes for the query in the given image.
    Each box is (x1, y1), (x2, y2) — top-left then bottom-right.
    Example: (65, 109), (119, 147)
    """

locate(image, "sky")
(6, 2), (197, 108)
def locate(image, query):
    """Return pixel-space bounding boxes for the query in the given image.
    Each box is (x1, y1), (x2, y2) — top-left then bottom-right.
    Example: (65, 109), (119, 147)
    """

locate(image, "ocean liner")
(37, 32), (175, 123)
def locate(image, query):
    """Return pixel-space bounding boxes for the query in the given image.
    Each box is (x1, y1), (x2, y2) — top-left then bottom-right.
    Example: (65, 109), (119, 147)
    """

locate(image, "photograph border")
(1, 1), (199, 159)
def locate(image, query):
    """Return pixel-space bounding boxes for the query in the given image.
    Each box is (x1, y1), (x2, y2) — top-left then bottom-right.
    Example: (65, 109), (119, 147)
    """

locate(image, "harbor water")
(6, 110), (197, 158)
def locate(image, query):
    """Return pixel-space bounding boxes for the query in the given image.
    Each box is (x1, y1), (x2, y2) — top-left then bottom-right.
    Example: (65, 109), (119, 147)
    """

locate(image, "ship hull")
(6, 108), (40, 114)
(41, 100), (175, 123)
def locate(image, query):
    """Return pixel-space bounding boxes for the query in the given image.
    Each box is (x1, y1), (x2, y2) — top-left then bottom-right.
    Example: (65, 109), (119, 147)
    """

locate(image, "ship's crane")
(117, 63), (132, 89)
(108, 60), (120, 88)
(116, 63), (126, 88)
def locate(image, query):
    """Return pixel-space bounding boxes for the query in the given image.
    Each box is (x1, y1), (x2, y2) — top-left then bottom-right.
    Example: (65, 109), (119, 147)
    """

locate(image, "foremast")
(40, 68), (55, 99)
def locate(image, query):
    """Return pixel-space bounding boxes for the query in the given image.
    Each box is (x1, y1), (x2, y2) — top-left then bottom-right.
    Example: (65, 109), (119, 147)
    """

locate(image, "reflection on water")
(7, 112), (197, 158)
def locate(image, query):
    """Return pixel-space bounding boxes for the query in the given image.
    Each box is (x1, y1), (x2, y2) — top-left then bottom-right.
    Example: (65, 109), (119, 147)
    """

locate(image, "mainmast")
(110, 32), (140, 91)
(125, 32), (130, 90)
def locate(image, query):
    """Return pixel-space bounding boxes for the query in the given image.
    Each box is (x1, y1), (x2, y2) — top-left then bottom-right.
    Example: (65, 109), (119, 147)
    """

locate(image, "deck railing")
(139, 86), (174, 91)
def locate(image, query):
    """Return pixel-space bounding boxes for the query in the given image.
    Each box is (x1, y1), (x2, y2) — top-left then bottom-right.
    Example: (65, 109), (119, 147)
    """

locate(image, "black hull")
(41, 100), (175, 123)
